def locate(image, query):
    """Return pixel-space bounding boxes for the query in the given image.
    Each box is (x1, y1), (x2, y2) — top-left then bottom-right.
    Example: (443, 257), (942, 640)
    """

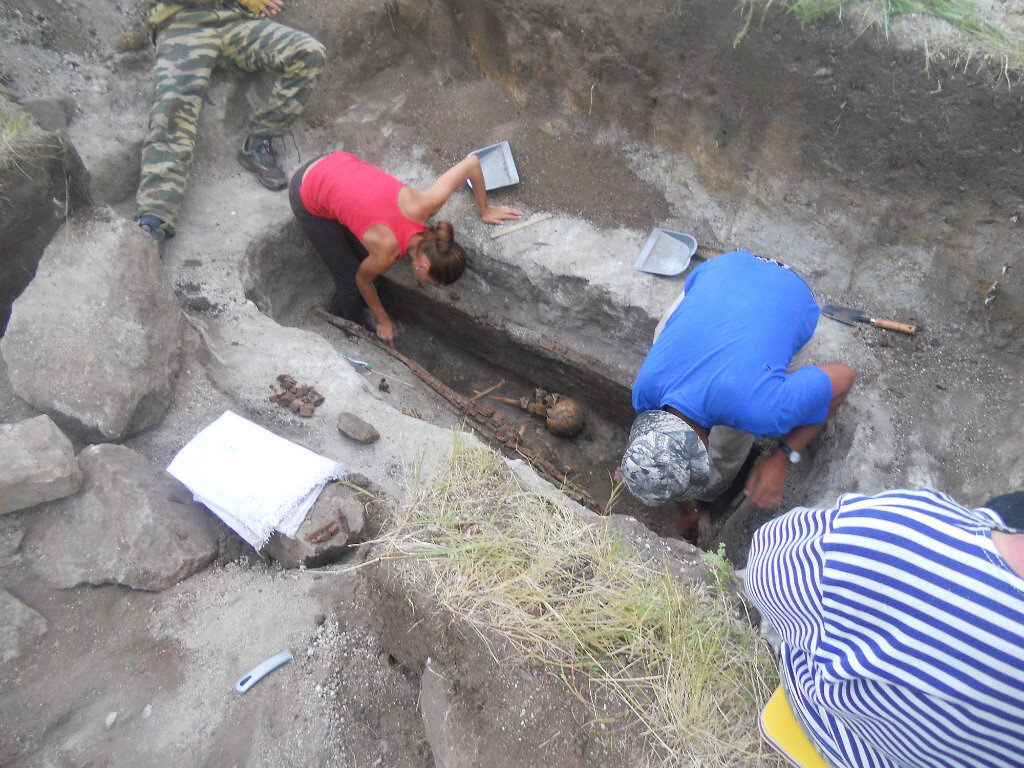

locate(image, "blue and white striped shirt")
(745, 488), (1024, 768)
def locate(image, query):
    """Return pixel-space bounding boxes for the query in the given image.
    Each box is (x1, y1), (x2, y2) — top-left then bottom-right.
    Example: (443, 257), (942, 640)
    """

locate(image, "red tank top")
(299, 152), (428, 255)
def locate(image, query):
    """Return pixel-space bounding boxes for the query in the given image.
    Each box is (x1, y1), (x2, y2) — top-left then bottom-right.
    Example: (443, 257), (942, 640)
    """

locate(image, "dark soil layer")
(294, 0), (1022, 345)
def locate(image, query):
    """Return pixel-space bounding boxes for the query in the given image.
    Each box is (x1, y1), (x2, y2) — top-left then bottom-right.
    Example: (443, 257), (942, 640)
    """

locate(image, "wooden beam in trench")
(313, 307), (602, 513)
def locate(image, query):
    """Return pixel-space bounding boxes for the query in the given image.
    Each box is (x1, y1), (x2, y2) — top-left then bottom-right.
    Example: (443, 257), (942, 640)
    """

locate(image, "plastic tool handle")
(235, 649), (294, 694)
(871, 318), (917, 335)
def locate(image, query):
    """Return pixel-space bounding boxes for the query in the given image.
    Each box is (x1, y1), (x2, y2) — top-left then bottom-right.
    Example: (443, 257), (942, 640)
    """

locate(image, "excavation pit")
(246, 231), (767, 554)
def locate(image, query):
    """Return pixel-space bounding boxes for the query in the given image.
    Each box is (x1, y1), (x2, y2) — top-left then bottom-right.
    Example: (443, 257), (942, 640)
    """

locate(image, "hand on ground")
(676, 499), (711, 543)
(481, 205), (523, 224)
(744, 452), (788, 510)
(371, 317), (394, 346)
(261, 0), (283, 17)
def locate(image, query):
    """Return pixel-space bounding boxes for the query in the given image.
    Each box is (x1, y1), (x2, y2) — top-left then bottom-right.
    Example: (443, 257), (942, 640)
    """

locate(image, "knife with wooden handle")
(821, 304), (917, 335)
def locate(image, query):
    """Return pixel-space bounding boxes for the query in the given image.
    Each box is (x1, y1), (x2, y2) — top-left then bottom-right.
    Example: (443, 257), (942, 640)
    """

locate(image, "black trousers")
(289, 157), (370, 321)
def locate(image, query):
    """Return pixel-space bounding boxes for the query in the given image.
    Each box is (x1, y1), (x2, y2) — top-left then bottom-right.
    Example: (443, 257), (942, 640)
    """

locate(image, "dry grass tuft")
(0, 95), (45, 172)
(735, 0), (1024, 78)
(378, 439), (781, 767)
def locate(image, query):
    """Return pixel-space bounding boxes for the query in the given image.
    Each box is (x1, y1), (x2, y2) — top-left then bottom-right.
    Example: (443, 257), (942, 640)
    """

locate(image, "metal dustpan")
(633, 228), (699, 276)
(467, 141), (519, 190)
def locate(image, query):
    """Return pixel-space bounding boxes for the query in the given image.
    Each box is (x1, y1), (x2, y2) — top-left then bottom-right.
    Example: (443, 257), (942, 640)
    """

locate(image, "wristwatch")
(778, 442), (801, 464)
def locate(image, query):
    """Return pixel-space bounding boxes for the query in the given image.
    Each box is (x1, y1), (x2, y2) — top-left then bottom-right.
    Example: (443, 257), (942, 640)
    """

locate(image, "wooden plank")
(488, 213), (553, 239)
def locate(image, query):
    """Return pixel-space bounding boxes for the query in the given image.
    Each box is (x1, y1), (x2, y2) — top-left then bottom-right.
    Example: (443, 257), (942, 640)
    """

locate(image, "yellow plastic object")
(759, 685), (830, 768)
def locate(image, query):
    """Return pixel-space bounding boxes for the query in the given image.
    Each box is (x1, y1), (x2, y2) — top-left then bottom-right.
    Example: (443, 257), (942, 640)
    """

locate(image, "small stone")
(814, 66), (834, 78)
(378, 378), (390, 393)
(337, 413), (380, 444)
(344, 473), (371, 491)
(104, 711), (117, 729)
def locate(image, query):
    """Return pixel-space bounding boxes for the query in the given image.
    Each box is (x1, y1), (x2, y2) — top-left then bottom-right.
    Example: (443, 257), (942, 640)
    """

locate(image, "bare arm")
(744, 363), (856, 510)
(418, 154), (522, 224)
(355, 231), (402, 345)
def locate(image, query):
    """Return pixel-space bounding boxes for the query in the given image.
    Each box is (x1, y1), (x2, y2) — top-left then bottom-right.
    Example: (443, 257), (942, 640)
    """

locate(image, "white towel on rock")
(167, 410), (344, 550)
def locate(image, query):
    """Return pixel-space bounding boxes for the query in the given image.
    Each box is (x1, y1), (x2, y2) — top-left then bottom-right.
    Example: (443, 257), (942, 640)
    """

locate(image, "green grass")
(736, 0), (1024, 76)
(378, 439), (781, 767)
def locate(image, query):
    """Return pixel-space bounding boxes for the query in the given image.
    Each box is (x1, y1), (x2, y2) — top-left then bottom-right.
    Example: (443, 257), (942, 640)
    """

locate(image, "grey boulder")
(0, 414), (82, 515)
(0, 207), (182, 443)
(26, 444), (222, 591)
(264, 481), (366, 568)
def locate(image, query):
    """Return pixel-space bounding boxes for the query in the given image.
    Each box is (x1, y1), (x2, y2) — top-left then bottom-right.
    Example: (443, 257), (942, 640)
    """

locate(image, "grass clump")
(736, 0), (1024, 76)
(380, 439), (780, 767)
(0, 95), (44, 171)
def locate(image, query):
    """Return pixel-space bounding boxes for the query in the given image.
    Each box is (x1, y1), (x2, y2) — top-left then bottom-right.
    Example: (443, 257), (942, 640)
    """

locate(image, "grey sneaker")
(137, 215), (167, 243)
(237, 136), (287, 190)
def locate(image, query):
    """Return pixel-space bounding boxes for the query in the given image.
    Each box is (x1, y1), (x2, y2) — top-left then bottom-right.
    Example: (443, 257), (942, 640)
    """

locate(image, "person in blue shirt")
(619, 250), (856, 538)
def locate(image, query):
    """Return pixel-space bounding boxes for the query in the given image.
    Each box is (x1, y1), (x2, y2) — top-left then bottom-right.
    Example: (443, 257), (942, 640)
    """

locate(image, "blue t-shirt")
(631, 250), (832, 436)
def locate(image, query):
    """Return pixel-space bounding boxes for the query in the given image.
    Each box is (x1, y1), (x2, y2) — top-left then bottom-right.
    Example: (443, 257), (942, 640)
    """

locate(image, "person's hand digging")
(744, 451), (788, 510)
(375, 317), (395, 346)
(676, 499), (712, 543)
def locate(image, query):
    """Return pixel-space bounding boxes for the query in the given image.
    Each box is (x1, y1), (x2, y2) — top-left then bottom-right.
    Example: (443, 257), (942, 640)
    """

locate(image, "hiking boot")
(237, 136), (287, 190)
(137, 215), (167, 243)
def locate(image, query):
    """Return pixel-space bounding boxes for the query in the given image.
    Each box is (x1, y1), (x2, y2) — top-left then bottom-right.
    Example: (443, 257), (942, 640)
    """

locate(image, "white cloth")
(167, 411), (344, 550)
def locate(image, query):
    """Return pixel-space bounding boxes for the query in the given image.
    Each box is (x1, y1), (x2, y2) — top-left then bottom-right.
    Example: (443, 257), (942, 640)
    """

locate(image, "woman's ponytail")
(420, 220), (465, 285)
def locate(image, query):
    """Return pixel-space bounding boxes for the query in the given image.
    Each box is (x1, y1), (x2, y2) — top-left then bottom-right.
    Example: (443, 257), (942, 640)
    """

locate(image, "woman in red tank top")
(289, 152), (521, 344)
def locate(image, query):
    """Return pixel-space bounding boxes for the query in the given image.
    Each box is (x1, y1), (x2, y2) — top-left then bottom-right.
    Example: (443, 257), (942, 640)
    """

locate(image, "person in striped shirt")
(744, 488), (1024, 768)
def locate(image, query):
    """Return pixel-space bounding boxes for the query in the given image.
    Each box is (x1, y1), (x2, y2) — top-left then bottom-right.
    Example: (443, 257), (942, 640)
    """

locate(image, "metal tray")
(633, 228), (699, 276)
(467, 141), (519, 190)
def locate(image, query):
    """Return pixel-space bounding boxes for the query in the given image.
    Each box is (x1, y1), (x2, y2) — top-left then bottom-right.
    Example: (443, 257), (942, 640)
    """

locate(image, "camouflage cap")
(620, 410), (710, 506)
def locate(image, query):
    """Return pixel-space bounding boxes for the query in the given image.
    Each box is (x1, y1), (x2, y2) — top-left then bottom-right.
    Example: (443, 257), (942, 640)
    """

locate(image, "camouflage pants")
(135, 9), (326, 232)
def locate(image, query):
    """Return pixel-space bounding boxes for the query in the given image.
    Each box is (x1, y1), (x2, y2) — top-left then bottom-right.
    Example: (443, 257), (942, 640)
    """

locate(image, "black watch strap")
(779, 442), (801, 464)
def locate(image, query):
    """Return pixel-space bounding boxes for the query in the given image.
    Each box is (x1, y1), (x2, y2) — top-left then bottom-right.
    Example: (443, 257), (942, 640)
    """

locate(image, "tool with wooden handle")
(821, 304), (917, 335)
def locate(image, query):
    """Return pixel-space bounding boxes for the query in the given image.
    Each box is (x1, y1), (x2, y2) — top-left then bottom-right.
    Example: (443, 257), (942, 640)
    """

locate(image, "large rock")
(0, 415), (82, 515)
(0, 590), (48, 664)
(0, 207), (183, 443)
(263, 481), (366, 568)
(0, 98), (91, 334)
(25, 444), (222, 591)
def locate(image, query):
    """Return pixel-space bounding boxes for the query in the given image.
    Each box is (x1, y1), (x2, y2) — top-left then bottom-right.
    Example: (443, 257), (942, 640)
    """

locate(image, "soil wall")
(292, 0), (1023, 345)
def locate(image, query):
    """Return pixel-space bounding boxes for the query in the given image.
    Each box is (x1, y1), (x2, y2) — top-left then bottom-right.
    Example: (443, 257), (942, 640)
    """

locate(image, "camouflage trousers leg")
(217, 18), (326, 138)
(135, 14), (325, 231)
(135, 19), (221, 231)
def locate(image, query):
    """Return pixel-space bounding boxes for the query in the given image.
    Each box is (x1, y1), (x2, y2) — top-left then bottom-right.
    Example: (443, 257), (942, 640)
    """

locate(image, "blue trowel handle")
(235, 649), (294, 694)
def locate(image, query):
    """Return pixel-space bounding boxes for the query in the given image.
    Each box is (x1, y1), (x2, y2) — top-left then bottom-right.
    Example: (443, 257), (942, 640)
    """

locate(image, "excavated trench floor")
(254, 250), (759, 546)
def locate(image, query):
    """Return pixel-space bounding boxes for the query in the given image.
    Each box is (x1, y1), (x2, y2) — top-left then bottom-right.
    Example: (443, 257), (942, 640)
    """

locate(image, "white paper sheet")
(167, 411), (344, 549)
